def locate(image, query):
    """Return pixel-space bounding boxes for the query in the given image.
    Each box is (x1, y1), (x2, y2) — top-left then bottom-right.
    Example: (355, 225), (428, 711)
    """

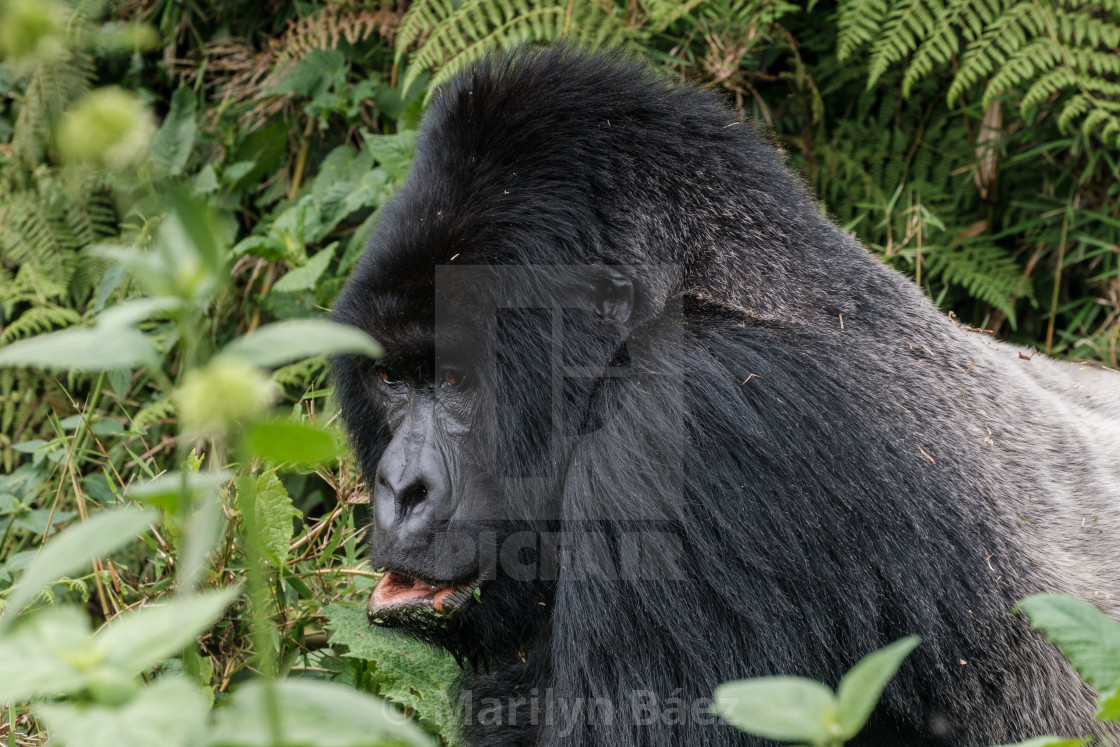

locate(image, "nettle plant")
(0, 61), (431, 747)
(713, 595), (1120, 747)
(0, 185), (434, 745)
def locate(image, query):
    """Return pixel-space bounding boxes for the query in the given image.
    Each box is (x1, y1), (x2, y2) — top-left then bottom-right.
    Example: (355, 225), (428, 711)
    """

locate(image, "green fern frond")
(397, 0), (632, 93)
(899, 0), (1006, 95)
(0, 167), (116, 305)
(272, 356), (328, 391)
(923, 241), (1030, 323)
(836, 0), (890, 61)
(0, 306), (82, 344)
(642, 0), (711, 34)
(867, 0), (944, 86)
(0, 368), (51, 472)
(9, 54), (95, 168)
(131, 397), (176, 433)
(840, 0), (1120, 146)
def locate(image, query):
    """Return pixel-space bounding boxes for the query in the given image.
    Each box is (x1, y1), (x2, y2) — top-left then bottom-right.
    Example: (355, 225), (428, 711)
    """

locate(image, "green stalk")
(234, 458), (283, 746)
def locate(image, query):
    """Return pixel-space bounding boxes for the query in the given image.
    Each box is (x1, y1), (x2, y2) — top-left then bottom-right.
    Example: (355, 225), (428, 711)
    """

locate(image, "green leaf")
(0, 322), (158, 372)
(35, 675), (209, 747)
(0, 606), (94, 703)
(96, 297), (184, 328)
(208, 677), (434, 746)
(3, 508), (157, 620)
(237, 470), (300, 567)
(178, 496), (225, 591)
(268, 48), (347, 98)
(712, 677), (840, 744)
(1098, 684), (1120, 721)
(98, 192), (232, 303)
(836, 636), (920, 738)
(271, 245), (334, 294)
(360, 130), (416, 182)
(245, 421), (341, 465)
(95, 587), (239, 675)
(325, 603), (462, 745)
(221, 319), (382, 368)
(1017, 594), (1120, 691)
(129, 470), (232, 514)
(150, 87), (197, 177)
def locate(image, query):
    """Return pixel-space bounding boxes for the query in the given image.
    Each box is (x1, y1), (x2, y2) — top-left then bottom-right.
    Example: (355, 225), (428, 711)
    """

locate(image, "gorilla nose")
(376, 469), (430, 512)
(372, 433), (451, 533)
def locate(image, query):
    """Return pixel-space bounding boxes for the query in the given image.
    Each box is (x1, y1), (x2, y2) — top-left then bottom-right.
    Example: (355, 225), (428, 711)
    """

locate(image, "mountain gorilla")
(331, 46), (1120, 746)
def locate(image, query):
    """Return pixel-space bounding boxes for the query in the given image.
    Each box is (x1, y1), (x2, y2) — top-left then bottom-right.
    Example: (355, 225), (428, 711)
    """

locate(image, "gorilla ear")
(592, 266), (634, 325)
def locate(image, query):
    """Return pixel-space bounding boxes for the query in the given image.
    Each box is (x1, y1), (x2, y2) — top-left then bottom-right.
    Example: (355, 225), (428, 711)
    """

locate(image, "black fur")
(332, 46), (1120, 746)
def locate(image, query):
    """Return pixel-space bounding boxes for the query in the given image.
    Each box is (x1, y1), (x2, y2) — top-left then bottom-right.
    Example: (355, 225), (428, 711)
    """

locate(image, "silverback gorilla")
(331, 46), (1120, 746)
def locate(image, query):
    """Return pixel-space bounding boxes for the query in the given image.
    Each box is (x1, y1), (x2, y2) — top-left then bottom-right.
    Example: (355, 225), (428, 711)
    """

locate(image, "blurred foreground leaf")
(221, 319), (381, 368)
(713, 677), (838, 744)
(3, 508), (157, 620)
(208, 677), (434, 746)
(35, 676), (208, 747)
(245, 421), (342, 465)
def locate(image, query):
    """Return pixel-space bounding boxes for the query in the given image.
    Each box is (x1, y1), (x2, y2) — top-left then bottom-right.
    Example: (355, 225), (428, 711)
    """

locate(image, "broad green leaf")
(271, 245), (334, 294)
(268, 48), (347, 98)
(237, 470), (300, 567)
(0, 323), (158, 372)
(991, 738), (1090, 747)
(1017, 594), (1120, 691)
(96, 297), (183, 328)
(129, 469), (232, 513)
(713, 677), (840, 744)
(208, 677), (433, 746)
(221, 319), (382, 368)
(96, 586), (240, 675)
(0, 606), (94, 702)
(178, 496), (225, 591)
(150, 87), (197, 177)
(36, 675), (208, 747)
(98, 192), (231, 303)
(360, 130), (416, 182)
(1099, 684), (1120, 721)
(151, 191), (229, 301)
(245, 421), (341, 465)
(3, 508), (157, 620)
(836, 636), (920, 738)
(325, 604), (462, 745)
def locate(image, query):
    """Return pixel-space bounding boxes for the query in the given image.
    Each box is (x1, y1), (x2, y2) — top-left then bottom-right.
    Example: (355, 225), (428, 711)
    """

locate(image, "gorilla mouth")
(367, 570), (481, 623)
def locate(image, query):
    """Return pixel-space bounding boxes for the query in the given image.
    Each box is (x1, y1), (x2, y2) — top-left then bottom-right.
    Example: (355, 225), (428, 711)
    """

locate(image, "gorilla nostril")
(399, 482), (428, 511)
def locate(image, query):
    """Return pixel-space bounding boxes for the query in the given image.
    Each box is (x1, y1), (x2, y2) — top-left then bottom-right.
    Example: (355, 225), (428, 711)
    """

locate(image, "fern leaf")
(131, 397), (177, 433)
(837, 0), (890, 61)
(868, 0), (943, 87)
(0, 307), (82, 344)
(902, 0), (1008, 96)
(399, 0), (632, 94)
(924, 241), (1030, 323)
(948, 1), (1041, 101)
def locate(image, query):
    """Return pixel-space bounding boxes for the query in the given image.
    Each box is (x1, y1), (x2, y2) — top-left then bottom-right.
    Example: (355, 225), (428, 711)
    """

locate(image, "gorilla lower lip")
(368, 570), (479, 619)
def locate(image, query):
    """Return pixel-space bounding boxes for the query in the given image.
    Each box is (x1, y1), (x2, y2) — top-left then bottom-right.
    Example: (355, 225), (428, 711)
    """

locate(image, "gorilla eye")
(376, 367), (400, 385)
(439, 365), (467, 388)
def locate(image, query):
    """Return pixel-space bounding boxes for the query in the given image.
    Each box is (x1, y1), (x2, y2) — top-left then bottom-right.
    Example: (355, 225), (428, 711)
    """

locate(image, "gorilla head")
(332, 46), (1120, 746)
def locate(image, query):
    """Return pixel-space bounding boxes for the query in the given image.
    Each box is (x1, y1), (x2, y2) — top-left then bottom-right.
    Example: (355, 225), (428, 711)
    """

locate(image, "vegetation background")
(0, 0), (1118, 745)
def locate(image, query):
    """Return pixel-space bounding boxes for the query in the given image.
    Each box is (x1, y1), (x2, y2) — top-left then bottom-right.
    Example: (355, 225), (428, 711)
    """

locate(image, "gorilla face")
(334, 260), (637, 660)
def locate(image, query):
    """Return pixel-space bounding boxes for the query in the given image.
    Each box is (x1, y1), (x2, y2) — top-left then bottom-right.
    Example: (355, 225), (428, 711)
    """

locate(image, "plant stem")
(235, 463), (283, 746)
(1045, 203), (1071, 356)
